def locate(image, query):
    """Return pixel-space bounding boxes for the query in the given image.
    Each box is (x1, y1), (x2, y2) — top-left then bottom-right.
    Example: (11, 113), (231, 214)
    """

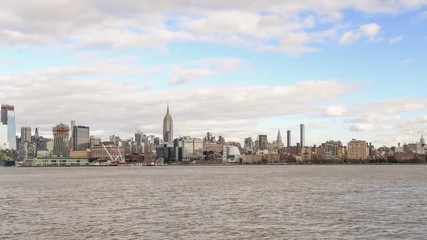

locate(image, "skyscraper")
(258, 135), (268, 151)
(163, 102), (173, 143)
(287, 130), (291, 147)
(300, 124), (305, 147)
(52, 123), (70, 157)
(276, 130), (283, 145)
(72, 125), (90, 151)
(21, 126), (32, 143)
(1, 105), (16, 150)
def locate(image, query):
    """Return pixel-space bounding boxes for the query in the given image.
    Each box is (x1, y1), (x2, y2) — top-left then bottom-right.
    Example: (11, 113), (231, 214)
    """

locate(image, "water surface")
(1, 165), (426, 239)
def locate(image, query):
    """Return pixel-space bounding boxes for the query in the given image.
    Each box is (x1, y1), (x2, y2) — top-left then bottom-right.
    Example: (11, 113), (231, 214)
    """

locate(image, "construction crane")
(101, 143), (127, 165)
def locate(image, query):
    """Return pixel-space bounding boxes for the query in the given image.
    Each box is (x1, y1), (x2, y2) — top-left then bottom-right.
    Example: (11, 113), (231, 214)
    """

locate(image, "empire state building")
(163, 103), (173, 143)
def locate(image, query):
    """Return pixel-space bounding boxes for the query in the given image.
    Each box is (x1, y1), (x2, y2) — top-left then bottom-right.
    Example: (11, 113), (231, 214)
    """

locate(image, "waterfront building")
(407, 142), (424, 154)
(287, 130), (291, 147)
(0, 123), (9, 150)
(18, 141), (36, 160)
(21, 126), (32, 143)
(242, 153), (279, 164)
(300, 124), (305, 147)
(156, 144), (176, 163)
(175, 136), (203, 161)
(29, 158), (89, 167)
(183, 137), (203, 160)
(72, 125), (90, 151)
(163, 102), (173, 143)
(258, 135), (268, 151)
(90, 144), (125, 161)
(222, 145), (241, 163)
(317, 140), (344, 163)
(347, 139), (369, 163)
(203, 142), (225, 155)
(1, 105), (16, 150)
(52, 123), (70, 157)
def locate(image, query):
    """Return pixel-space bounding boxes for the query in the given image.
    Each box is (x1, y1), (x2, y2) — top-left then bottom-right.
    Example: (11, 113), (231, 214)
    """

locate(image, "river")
(0, 165), (426, 239)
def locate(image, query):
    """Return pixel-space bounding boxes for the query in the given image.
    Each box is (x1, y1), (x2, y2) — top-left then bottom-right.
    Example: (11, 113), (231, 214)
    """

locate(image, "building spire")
(167, 100), (169, 114)
(276, 129), (283, 144)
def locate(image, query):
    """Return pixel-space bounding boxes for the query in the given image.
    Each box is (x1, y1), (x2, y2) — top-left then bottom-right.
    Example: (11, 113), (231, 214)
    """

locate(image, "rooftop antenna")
(167, 100), (170, 114)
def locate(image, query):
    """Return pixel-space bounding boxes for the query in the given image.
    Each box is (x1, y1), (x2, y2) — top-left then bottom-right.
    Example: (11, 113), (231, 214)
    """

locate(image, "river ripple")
(0, 165), (426, 239)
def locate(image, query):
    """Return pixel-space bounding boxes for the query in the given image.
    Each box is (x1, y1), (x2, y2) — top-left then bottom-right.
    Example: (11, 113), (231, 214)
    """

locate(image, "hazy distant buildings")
(244, 137), (253, 153)
(163, 103), (173, 143)
(90, 135), (101, 147)
(21, 126), (31, 143)
(52, 123), (70, 157)
(287, 130), (291, 147)
(258, 135), (268, 151)
(72, 125), (90, 151)
(300, 124), (305, 147)
(1, 105), (16, 150)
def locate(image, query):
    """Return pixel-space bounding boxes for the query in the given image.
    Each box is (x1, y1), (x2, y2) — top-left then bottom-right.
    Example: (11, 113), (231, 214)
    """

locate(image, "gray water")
(0, 165), (426, 239)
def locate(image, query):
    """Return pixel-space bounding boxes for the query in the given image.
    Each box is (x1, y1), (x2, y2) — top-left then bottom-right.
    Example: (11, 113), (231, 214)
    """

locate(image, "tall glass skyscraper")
(1, 105), (16, 150)
(72, 125), (90, 151)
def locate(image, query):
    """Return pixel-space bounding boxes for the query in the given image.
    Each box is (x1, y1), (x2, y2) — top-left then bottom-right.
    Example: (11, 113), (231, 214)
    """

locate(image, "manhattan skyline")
(0, 1), (426, 146)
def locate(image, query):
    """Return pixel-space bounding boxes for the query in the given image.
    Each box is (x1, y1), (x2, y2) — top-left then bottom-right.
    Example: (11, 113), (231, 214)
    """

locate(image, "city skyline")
(0, 1), (426, 146)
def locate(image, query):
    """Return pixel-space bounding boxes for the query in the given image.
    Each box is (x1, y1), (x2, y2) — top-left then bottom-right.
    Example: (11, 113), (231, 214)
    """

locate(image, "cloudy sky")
(1, 0), (427, 146)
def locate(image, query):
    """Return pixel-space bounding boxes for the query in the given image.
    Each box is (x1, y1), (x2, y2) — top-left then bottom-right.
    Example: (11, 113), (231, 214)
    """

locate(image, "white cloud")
(389, 35), (403, 44)
(324, 105), (347, 116)
(0, 1), (424, 54)
(340, 23), (382, 45)
(349, 123), (374, 132)
(0, 68), (357, 140)
(340, 31), (357, 44)
(169, 68), (215, 85)
(359, 23), (381, 37)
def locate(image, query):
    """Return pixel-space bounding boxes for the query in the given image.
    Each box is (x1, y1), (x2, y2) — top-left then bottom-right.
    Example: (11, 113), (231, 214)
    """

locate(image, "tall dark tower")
(163, 102), (174, 143)
(300, 124), (305, 147)
(287, 130), (291, 147)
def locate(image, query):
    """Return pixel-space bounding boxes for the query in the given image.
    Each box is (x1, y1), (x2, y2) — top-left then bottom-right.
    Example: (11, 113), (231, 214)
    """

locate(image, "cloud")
(340, 23), (382, 44)
(349, 123), (374, 132)
(169, 68), (214, 85)
(0, 68), (357, 140)
(341, 98), (427, 145)
(340, 31), (357, 44)
(389, 35), (403, 44)
(359, 23), (381, 37)
(0, 1), (425, 54)
(324, 105), (347, 116)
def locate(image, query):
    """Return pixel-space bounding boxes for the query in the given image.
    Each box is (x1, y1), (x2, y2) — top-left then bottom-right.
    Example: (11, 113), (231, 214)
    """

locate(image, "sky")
(0, 0), (427, 147)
